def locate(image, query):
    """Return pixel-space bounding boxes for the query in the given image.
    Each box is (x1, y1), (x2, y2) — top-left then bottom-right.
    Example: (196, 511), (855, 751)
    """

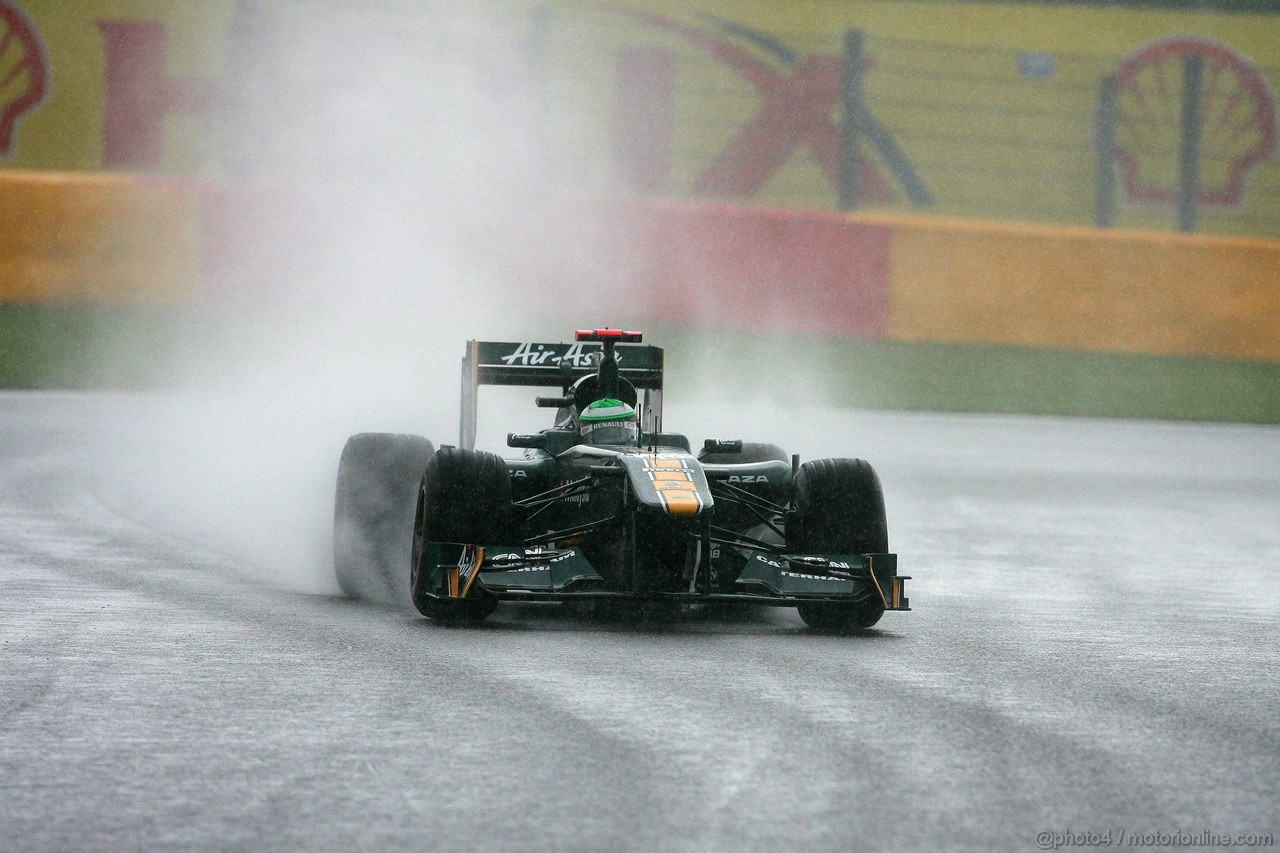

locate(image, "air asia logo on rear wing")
(462, 339), (666, 449)
(500, 342), (616, 368)
(470, 341), (662, 382)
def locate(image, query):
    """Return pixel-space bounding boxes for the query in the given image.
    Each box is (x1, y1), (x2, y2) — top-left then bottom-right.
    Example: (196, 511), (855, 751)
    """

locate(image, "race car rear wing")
(460, 340), (665, 449)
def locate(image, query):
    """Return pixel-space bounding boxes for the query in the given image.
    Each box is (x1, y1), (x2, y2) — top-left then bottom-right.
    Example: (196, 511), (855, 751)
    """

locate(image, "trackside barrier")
(0, 170), (199, 303)
(3, 171), (1277, 365)
(864, 212), (1280, 362)
(623, 202), (1280, 363)
(627, 201), (893, 337)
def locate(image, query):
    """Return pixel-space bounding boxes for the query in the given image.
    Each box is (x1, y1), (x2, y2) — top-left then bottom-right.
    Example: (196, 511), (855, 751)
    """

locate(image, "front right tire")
(787, 457), (888, 632)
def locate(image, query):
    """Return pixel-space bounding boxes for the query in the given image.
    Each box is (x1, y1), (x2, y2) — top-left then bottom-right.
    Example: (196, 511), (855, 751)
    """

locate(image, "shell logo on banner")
(0, 1), (47, 156)
(1114, 36), (1277, 208)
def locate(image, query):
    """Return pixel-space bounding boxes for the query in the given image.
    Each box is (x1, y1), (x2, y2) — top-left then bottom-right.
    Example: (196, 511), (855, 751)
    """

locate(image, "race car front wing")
(418, 542), (910, 609)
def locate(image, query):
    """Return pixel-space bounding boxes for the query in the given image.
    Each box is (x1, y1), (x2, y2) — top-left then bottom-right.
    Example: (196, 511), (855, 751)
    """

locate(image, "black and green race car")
(333, 329), (909, 631)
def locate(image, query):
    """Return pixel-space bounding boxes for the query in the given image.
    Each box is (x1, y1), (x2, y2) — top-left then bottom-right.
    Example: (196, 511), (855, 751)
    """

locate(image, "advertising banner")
(2, 0), (1277, 234)
(0, 0), (233, 173)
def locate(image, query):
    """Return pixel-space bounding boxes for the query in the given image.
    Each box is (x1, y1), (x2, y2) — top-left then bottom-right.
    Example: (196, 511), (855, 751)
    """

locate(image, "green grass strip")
(651, 325), (1280, 424)
(0, 303), (188, 389)
(1, 306), (1277, 423)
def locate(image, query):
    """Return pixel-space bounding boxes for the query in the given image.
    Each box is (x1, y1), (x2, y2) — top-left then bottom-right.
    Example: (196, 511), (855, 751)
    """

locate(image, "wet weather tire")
(334, 433), (434, 607)
(411, 448), (513, 624)
(788, 458), (888, 632)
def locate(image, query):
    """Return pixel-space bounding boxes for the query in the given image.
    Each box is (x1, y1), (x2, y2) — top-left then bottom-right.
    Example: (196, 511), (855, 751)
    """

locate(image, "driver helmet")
(578, 398), (640, 446)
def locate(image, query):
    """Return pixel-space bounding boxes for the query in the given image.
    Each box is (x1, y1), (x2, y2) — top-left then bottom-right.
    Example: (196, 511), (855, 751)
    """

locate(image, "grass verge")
(651, 325), (1280, 425)
(1, 307), (1276, 424)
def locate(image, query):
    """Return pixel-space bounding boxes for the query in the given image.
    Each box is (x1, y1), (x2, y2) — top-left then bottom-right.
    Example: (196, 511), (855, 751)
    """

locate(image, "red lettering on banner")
(607, 7), (895, 203)
(97, 20), (217, 168)
(695, 52), (890, 199)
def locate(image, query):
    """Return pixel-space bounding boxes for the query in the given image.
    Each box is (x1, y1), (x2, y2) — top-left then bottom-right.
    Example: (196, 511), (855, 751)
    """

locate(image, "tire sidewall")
(789, 457), (888, 631)
(333, 432), (433, 607)
(411, 447), (512, 622)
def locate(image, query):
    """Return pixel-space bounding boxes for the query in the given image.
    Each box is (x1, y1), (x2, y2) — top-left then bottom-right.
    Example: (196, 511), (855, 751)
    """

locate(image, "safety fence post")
(1177, 52), (1204, 233)
(839, 28), (865, 211)
(1094, 74), (1118, 229)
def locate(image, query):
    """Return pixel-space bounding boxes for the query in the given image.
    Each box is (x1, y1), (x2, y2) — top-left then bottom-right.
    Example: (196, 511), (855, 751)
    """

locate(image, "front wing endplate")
(735, 553), (909, 609)
(422, 543), (605, 596)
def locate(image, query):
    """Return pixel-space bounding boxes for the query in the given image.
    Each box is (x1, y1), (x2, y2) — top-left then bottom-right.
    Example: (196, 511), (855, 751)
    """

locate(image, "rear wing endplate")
(461, 340), (664, 449)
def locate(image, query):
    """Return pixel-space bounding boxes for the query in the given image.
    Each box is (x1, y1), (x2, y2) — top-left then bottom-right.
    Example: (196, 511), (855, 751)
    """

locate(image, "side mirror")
(703, 438), (743, 455)
(508, 432), (549, 449)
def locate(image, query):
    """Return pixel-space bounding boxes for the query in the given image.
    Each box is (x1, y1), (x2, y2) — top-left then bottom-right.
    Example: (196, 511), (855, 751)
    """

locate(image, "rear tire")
(411, 448), (513, 623)
(334, 433), (434, 607)
(788, 458), (888, 632)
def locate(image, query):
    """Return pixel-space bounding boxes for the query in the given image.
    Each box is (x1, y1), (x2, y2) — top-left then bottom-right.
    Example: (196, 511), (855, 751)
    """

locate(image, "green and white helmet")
(579, 398), (639, 446)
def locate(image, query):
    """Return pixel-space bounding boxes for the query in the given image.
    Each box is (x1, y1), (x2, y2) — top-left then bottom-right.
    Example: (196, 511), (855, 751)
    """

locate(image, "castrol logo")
(0, 1), (48, 155)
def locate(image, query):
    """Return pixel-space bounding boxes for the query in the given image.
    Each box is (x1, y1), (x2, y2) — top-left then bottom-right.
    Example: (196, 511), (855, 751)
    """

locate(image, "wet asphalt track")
(1, 393), (1277, 851)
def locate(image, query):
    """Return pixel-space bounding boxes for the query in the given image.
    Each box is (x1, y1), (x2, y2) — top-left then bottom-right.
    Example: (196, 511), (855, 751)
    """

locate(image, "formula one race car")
(333, 329), (909, 630)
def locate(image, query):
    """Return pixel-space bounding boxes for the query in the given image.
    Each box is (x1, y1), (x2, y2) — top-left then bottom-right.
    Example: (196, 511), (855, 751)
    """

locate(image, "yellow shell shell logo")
(1114, 37), (1276, 208)
(0, 1), (47, 156)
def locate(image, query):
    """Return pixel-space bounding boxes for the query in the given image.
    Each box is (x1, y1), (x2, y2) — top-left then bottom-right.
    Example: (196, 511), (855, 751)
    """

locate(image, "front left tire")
(411, 447), (513, 623)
